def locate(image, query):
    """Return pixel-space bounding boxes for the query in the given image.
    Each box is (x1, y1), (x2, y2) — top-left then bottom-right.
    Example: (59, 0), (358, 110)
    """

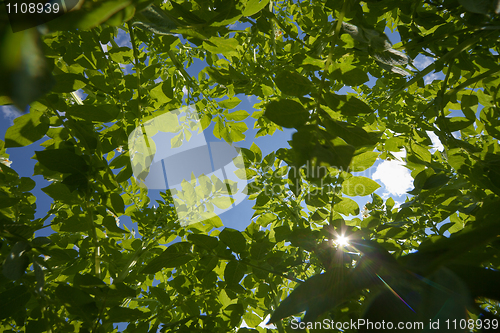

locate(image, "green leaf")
(265, 99), (309, 128)
(0, 194), (20, 208)
(141, 242), (193, 274)
(334, 197), (360, 216)
(170, 2), (206, 24)
(449, 264), (500, 300)
(4, 110), (49, 148)
(19, 177), (36, 192)
(66, 104), (120, 122)
(423, 173), (450, 189)
(150, 82), (173, 104)
(226, 110), (249, 121)
(105, 306), (147, 323)
(41, 182), (80, 205)
(219, 228), (247, 253)
(203, 37), (239, 55)
(102, 216), (128, 234)
(324, 93), (373, 116)
(243, 313), (262, 328)
(243, 0), (270, 16)
(342, 176), (381, 196)
(0, 286), (31, 320)
(220, 96), (241, 109)
(115, 162), (133, 183)
(269, 269), (347, 324)
(62, 169), (89, 191)
(35, 149), (89, 174)
(150, 286), (170, 305)
(60, 215), (90, 233)
(188, 234), (219, 250)
(341, 68), (369, 86)
(224, 261), (246, 285)
(205, 215), (223, 228)
(320, 113), (378, 147)
(55, 284), (98, 323)
(212, 196), (234, 209)
(110, 192), (125, 214)
(437, 117), (474, 132)
(47, 0), (135, 30)
(52, 73), (88, 93)
(2, 241), (30, 280)
(274, 71), (312, 97)
(350, 151), (379, 172)
(316, 143), (355, 171)
(458, 0), (495, 14)
(132, 4), (178, 35)
(256, 213), (277, 227)
(410, 141), (431, 163)
(461, 94), (478, 120)
(291, 126), (355, 170)
(250, 143), (262, 162)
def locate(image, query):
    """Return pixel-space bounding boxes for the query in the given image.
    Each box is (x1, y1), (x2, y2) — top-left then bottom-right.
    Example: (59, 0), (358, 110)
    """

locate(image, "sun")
(336, 235), (350, 247)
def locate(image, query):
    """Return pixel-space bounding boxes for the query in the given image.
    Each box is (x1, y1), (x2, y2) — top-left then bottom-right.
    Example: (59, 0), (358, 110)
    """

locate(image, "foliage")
(1, 0), (500, 332)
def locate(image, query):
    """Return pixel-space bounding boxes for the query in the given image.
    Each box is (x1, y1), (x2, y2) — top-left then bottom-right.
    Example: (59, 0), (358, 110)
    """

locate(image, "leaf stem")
(85, 189), (100, 278)
(91, 29), (126, 120)
(127, 22), (145, 118)
(317, 0), (348, 112)
(269, 280), (286, 333)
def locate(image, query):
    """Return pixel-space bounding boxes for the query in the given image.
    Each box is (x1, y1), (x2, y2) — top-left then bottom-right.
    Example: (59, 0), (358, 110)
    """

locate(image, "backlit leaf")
(342, 176), (381, 196)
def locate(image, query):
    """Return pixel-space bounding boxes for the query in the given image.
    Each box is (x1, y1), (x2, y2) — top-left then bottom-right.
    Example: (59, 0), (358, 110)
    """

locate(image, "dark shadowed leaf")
(324, 93), (373, 116)
(141, 242), (193, 274)
(105, 306), (148, 323)
(224, 261), (246, 285)
(66, 104), (120, 123)
(188, 234), (219, 250)
(35, 149), (89, 174)
(110, 192), (125, 214)
(0, 286), (31, 320)
(52, 73), (88, 93)
(219, 228), (247, 253)
(274, 71), (312, 97)
(2, 241), (30, 280)
(342, 68), (369, 86)
(265, 99), (309, 128)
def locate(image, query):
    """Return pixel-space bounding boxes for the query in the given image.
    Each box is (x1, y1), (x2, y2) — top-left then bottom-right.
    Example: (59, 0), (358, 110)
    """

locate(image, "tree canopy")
(1, 0), (500, 332)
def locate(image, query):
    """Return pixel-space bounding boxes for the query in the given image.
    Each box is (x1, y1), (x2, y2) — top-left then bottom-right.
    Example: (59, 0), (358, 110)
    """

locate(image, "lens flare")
(336, 235), (349, 247)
